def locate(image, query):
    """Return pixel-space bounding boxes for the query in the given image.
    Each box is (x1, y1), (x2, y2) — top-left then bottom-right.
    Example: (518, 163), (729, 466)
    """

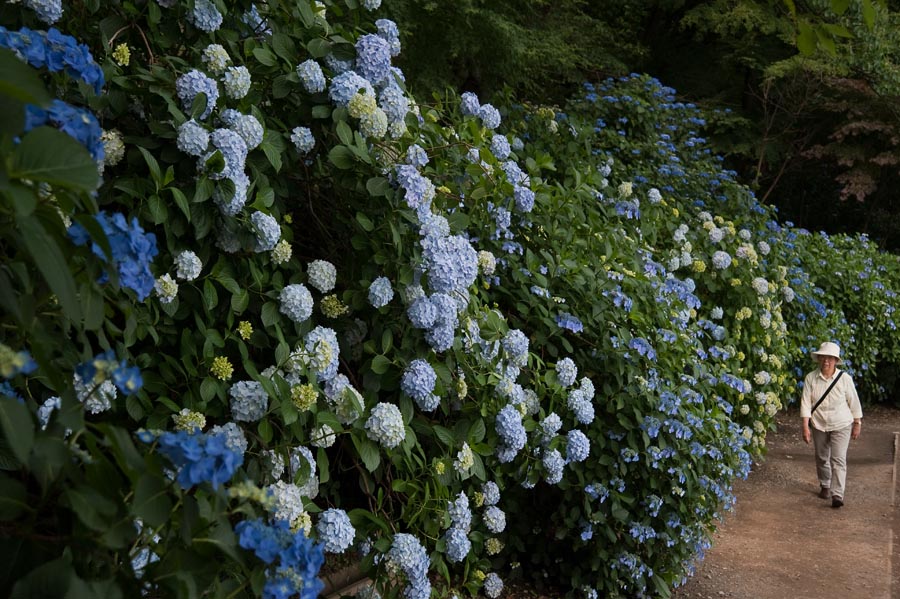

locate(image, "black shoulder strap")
(810, 371), (844, 416)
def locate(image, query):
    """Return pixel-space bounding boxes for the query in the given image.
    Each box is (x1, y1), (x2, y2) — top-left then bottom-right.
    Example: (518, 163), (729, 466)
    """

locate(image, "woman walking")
(800, 341), (863, 508)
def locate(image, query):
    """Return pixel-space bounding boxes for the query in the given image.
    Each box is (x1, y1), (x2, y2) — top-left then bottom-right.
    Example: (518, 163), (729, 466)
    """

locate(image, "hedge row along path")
(674, 407), (900, 599)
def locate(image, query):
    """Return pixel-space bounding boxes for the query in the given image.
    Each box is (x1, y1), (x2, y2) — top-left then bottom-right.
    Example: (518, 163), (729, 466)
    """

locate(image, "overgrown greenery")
(2, 1), (900, 599)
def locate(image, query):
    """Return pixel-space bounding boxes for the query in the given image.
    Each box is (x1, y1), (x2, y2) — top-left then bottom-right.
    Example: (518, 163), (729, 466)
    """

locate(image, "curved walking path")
(675, 407), (900, 599)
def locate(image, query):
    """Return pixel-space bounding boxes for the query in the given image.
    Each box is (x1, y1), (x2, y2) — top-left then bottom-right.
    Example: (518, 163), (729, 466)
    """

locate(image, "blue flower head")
(175, 70), (219, 120)
(297, 59), (326, 94)
(355, 34), (392, 86)
(368, 276), (394, 308)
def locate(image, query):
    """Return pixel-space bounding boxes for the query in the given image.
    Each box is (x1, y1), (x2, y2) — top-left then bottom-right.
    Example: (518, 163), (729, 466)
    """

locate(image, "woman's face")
(818, 355), (838, 376)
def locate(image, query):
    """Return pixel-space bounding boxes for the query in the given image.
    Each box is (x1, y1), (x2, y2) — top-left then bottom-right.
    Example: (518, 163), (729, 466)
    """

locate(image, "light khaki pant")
(812, 424), (852, 499)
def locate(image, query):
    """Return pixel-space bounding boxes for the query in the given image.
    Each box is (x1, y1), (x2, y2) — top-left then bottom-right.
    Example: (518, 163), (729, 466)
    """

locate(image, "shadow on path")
(674, 407), (900, 599)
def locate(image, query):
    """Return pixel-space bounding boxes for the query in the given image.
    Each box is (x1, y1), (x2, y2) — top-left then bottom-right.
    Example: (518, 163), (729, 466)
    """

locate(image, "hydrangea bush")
(2, 2), (900, 599)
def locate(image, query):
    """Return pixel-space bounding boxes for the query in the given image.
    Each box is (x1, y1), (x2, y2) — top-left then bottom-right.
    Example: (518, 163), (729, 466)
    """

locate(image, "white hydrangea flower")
(154, 273), (178, 304)
(174, 250), (202, 281)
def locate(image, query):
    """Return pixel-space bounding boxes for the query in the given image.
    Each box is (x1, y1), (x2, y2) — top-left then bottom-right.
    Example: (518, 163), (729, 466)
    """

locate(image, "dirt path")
(674, 407), (900, 599)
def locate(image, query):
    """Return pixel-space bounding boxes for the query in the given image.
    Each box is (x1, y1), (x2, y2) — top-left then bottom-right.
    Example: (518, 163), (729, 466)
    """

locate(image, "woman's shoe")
(818, 486), (831, 499)
(831, 496), (844, 508)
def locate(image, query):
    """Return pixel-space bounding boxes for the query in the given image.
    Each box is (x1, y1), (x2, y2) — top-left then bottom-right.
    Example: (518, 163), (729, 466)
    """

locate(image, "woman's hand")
(802, 424), (811, 444)
(851, 420), (861, 440)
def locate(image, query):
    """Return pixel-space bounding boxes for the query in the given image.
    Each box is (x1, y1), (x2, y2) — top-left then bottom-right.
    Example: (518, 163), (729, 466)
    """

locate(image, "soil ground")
(673, 406), (900, 599)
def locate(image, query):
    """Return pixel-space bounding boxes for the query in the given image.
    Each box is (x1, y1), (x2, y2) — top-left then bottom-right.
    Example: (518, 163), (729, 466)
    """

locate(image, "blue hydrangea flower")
(406, 144), (428, 167)
(139, 428), (244, 489)
(213, 171), (250, 216)
(175, 70), (219, 120)
(460, 91), (480, 116)
(24, 100), (104, 162)
(23, 0), (63, 24)
(316, 508), (355, 553)
(556, 357), (577, 387)
(75, 350), (143, 396)
(329, 71), (375, 107)
(425, 325), (455, 353)
(556, 312), (584, 333)
(177, 119), (209, 156)
(229, 380), (268, 421)
(423, 235), (478, 295)
(712, 250), (732, 270)
(304, 326), (340, 382)
(190, 0), (223, 32)
(375, 19), (401, 56)
(307, 260), (337, 293)
(401, 359), (439, 411)
(236, 518), (325, 599)
(501, 329), (529, 366)
(491, 134), (511, 160)
(362, 0), (382, 10)
(567, 388), (595, 425)
(228, 113), (264, 150)
(539, 412), (562, 442)
(365, 402), (405, 448)
(279, 284), (314, 324)
(407, 295), (437, 329)
(395, 164), (436, 210)
(513, 185), (535, 213)
(483, 573), (503, 599)
(1, 27), (104, 92)
(37, 396), (60, 429)
(67, 211), (158, 300)
(495, 404), (526, 456)
(291, 126), (315, 154)
(483, 505), (506, 534)
(223, 65), (252, 99)
(566, 429), (590, 463)
(355, 34), (392, 85)
(482, 481), (501, 506)
(297, 59), (326, 93)
(207, 128), (248, 179)
(386, 534), (430, 599)
(379, 85), (409, 122)
(444, 527), (470, 563)
(368, 276), (394, 308)
(478, 104), (501, 130)
(251, 211), (281, 252)
(324, 53), (354, 75)
(447, 492), (471, 531)
(543, 448), (565, 484)
(174, 250), (202, 281)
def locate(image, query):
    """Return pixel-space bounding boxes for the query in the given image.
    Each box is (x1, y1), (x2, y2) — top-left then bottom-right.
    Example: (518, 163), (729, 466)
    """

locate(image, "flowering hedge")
(2, 2), (900, 599)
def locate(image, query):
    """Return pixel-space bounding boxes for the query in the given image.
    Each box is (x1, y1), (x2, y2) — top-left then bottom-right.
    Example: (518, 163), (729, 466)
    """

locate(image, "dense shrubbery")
(2, 2), (900, 599)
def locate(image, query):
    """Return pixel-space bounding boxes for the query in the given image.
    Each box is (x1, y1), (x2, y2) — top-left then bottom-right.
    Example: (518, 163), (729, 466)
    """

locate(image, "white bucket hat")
(811, 341), (842, 364)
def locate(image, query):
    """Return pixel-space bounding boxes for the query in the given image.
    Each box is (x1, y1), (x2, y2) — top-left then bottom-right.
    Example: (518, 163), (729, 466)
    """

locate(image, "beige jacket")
(800, 368), (863, 431)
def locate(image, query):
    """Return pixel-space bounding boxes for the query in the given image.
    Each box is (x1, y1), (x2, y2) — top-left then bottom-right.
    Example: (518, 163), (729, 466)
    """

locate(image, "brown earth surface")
(673, 406), (900, 599)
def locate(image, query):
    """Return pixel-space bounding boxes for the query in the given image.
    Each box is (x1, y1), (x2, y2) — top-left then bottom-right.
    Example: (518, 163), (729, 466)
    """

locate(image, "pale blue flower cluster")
(495, 404), (526, 463)
(174, 250), (202, 281)
(448, 492), (471, 530)
(355, 34), (392, 86)
(543, 448), (565, 484)
(483, 505), (506, 533)
(395, 164), (435, 210)
(307, 260), (337, 293)
(207, 127), (248, 179)
(175, 70), (218, 120)
(23, 0), (63, 24)
(566, 429), (590, 463)
(513, 185), (535, 213)
(251, 211), (281, 252)
(297, 59), (326, 93)
(177, 120), (209, 156)
(401, 359), (439, 411)
(362, 0), (382, 10)
(478, 104), (501, 130)
(291, 126), (315, 154)
(712, 250), (732, 270)
(491, 134), (511, 160)
(567, 388), (595, 425)
(482, 481), (500, 506)
(406, 144), (428, 167)
(501, 329), (529, 366)
(228, 380), (268, 422)
(379, 86), (410, 124)
(556, 357), (578, 387)
(190, 0), (223, 32)
(316, 508), (355, 553)
(460, 92), (480, 116)
(304, 326), (340, 382)
(365, 402), (405, 448)
(386, 533), (430, 599)
(279, 284), (314, 324)
(423, 235), (478, 295)
(444, 527), (470, 563)
(228, 113), (264, 150)
(375, 19), (401, 56)
(483, 573), (504, 599)
(329, 71), (374, 107)
(223, 66), (252, 99)
(556, 312), (584, 333)
(368, 276), (394, 308)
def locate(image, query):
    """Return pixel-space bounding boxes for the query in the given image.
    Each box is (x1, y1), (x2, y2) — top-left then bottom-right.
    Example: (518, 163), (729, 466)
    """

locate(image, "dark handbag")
(808, 371), (844, 429)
